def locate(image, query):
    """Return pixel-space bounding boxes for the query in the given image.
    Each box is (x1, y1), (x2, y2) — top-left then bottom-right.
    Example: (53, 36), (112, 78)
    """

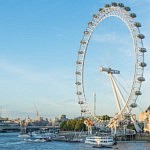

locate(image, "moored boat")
(18, 133), (30, 138)
(92, 145), (113, 148)
(85, 135), (115, 146)
(29, 131), (52, 142)
(23, 131), (52, 142)
(25, 138), (46, 142)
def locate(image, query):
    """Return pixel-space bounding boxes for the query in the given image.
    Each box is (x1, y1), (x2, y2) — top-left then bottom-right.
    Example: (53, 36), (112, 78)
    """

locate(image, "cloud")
(0, 60), (46, 82)
(92, 32), (131, 46)
(0, 60), (74, 85)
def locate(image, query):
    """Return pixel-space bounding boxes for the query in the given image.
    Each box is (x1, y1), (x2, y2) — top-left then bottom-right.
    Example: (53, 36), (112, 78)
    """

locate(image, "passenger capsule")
(135, 91), (142, 95)
(76, 61), (82, 64)
(130, 103), (137, 108)
(139, 48), (147, 53)
(84, 31), (89, 34)
(80, 40), (86, 44)
(78, 51), (84, 54)
(76, 91), (82, 95)
(124, 7), (131, 11)
(118, 3), (124, 7)
(111, 2), (117, 7)
(99, 8), (103, 12)
(130, 13), (136, 18)
(140, 62), (147, 67)
(75, 71), (81, 75)
(137, 77), (145, 82)
(134, 22), (141, 27)
(105, 4), (111, 8)
(81, 109), (87, 113)
(75, 82), (81, 85)
(78, 101), (84, 104)
(137, 34), (145, 39)
(93, 14), (99, 19)
(88, 22), (94, 27)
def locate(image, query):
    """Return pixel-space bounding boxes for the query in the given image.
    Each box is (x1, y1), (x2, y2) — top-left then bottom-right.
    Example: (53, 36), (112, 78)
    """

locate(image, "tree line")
(60, 115), (111, 131)
(60, 117), (86, 131)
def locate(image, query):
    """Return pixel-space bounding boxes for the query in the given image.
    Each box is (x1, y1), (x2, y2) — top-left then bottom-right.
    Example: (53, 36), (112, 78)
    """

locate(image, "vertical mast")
(0, 106), (2, 117)
(93, 92), (96, 116)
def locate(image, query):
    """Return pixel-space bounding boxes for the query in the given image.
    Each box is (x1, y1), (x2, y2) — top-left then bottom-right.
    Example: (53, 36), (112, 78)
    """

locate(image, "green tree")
(60, 118), (86, 131)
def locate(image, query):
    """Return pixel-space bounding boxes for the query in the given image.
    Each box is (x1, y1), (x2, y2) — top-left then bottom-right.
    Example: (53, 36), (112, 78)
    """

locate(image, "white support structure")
(109, 74), (121, 114)
(110, 74), (127, 107)
(100, 66), (142, 132)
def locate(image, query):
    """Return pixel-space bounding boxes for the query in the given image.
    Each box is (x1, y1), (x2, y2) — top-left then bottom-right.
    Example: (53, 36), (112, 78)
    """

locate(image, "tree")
(60, 118), (86, 131)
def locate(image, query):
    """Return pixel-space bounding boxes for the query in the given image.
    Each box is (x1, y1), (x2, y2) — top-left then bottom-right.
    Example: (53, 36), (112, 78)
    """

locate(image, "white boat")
(25, 138), (46, 142)
(85, 135), (115, 146)
(18, 133), (30, 138)
(27, 131), (52, 142)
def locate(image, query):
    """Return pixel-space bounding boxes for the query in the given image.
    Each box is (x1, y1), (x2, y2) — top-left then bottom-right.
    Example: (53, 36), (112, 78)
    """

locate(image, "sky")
(0, 0), (149, 119)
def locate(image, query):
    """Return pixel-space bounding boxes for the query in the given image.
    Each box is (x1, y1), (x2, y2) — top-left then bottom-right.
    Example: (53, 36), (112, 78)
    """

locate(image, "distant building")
(52, 117), (60, 126)
(139, 112), (147, 122)
(60, 114), (68, 122)
(52, 115), (68, 127)
(139, 106), (150, 132)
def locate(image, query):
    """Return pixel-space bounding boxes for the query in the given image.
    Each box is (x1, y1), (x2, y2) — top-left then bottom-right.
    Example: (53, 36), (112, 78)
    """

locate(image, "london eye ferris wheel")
(75, 2), (146, 130)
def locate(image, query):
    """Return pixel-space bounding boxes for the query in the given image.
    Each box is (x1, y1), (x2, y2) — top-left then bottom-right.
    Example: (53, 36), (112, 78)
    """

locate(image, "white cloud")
(91, 31), (133, 50)
(0, 60), (46, 82)
(0, 60), (74, 85)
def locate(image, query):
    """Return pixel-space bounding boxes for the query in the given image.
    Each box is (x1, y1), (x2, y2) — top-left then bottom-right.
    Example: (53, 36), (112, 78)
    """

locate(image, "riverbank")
(135, 133), (150, 141)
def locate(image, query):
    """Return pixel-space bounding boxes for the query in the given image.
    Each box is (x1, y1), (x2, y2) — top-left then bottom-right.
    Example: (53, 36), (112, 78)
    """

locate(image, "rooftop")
(146, 106), (150, 112)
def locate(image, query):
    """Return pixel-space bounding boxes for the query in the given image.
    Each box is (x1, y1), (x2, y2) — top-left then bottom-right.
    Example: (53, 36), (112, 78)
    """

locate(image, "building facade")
(139, 106), (150, 132)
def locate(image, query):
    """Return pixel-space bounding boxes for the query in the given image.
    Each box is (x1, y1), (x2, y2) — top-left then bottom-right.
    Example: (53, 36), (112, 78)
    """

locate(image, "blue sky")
(0, 0), (149, 119)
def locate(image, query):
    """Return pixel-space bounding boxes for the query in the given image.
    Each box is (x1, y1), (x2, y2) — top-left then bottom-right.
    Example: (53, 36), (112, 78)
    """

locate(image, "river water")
(0, 133), (150, 150)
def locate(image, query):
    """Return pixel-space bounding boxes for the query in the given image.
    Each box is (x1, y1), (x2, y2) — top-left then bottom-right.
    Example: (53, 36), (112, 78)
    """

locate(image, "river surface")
(0, 133), (150, 150)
